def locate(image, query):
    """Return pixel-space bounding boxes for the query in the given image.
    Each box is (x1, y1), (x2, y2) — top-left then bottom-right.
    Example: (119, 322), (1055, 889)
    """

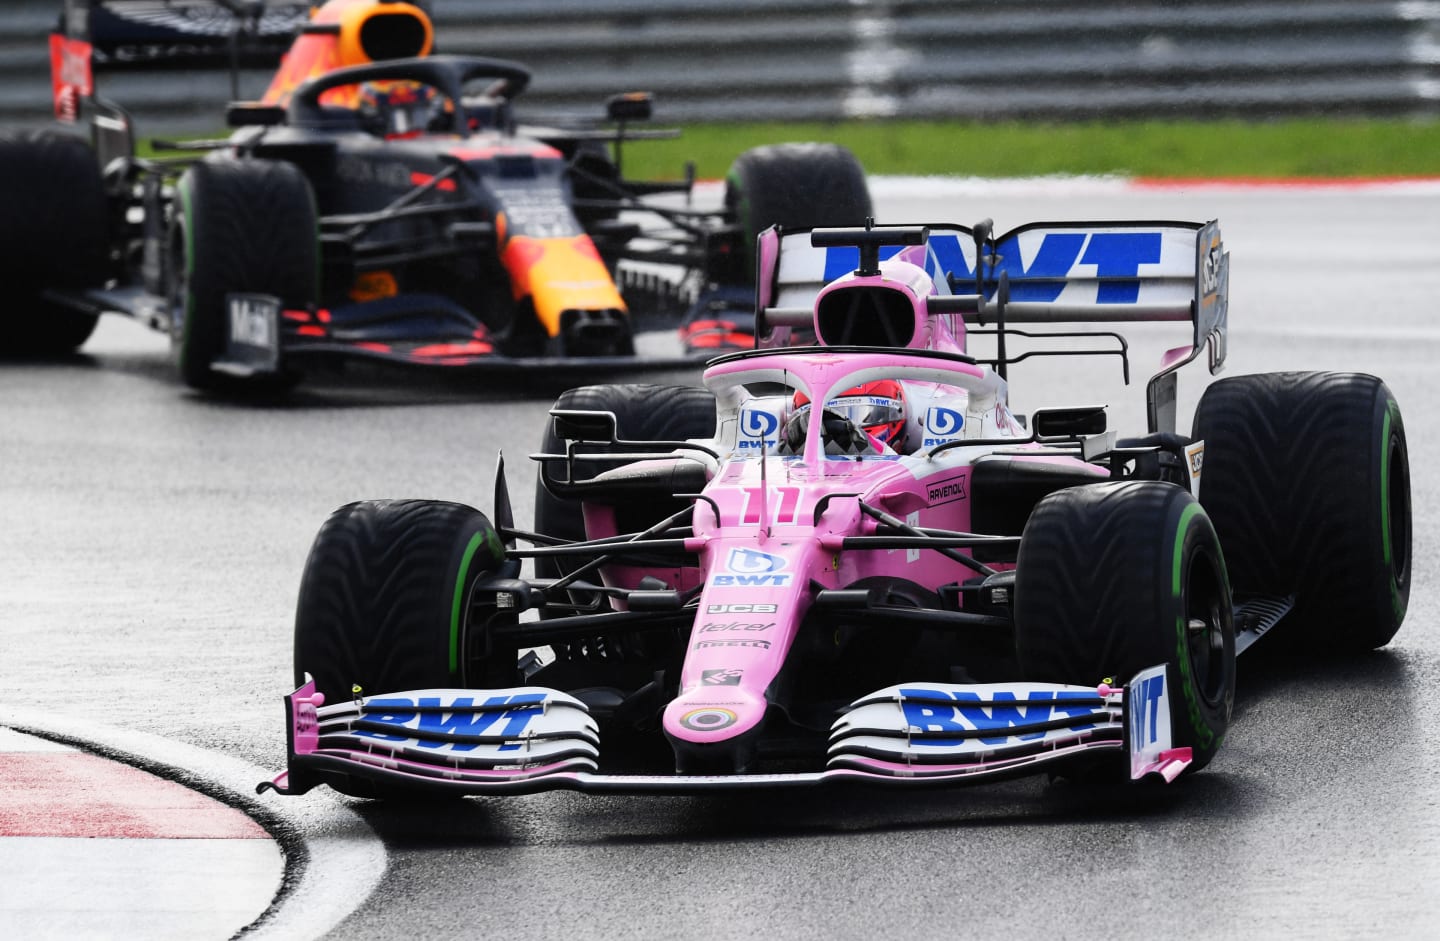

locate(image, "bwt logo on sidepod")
(712, 548), (792, 586)
(924, 406), (964, 446)
(738, 408), (781, 449)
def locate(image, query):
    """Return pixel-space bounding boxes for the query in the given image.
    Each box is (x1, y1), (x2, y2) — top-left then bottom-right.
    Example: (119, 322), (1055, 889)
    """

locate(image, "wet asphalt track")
(4, 182), (1440, 939)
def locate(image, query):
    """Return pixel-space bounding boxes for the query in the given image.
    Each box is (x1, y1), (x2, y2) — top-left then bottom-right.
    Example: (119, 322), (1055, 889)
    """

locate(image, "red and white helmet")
(792, 379), (908, 452)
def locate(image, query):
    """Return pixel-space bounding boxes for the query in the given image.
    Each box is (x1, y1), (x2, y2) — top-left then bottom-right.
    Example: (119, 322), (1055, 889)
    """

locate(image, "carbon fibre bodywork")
(39, 1), (757, 388)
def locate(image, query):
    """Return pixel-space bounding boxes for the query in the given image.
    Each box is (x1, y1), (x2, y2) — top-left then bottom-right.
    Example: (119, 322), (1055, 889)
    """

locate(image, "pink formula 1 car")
(262, 219), (1410, 799)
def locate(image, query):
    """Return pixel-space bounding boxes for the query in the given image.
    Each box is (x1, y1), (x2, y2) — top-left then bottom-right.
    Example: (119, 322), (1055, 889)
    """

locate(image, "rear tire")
(723, 142), (871, 283)
(534, 383), (717, 552)
(1192, 372), (1410, 650)
(1014, 481), (1235, 774)
(533, 383), (716, 660)
(170, 158), (317, 390)
(0, 130), (108, 354)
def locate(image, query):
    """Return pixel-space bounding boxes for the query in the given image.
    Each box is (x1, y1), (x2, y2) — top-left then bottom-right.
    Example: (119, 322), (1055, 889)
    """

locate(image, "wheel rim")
(1185, 551), (1229, 706)
(1386, 432), (1410, 586)
(168, 218), (190, 343)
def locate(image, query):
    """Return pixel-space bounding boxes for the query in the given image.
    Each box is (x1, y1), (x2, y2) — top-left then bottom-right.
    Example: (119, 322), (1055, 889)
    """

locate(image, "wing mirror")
(607, 92), (653, 123)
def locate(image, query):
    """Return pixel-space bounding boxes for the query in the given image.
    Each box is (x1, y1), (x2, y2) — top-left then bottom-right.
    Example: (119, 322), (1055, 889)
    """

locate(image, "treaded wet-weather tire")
(534, 383), (717, 551)
(1192, 371), (1410, 650)
(533, 384), (716, 660)
(293, 500), (507, 799)
(724, 142), (871, 282)
(294, 499), (507, 704)
(1014, 481), (1235, 774)
(170, 158), (317, 389)
(0, 130), (107, 354)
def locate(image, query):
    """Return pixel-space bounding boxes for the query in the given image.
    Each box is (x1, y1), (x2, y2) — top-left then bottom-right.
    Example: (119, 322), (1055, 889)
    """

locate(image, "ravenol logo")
(726, 548), (786, 574)
(925, 406), (964, 436)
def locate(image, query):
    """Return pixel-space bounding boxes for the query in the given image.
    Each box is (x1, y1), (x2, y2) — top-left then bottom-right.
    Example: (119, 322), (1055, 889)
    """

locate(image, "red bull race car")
(260, 218), (1411, 798)
(3, 0), (869, 390)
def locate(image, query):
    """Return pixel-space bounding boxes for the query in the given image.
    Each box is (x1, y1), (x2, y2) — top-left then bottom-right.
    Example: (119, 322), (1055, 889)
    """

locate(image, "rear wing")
(56, 1), (310, 66)
(50, 0), (310, 124)
(754, 220), (1229, 434)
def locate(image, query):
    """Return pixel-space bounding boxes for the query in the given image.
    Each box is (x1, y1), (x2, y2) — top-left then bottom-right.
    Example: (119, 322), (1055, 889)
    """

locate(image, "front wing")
(52, 286), (709, 374)
(258, 665), (1191, 797)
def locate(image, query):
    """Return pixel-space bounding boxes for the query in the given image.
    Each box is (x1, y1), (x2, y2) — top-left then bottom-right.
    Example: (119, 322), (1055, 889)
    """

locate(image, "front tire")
(1014, 481), (1235, 774)
(170, 159), (317, 390)
(1193, 372), (1410, 650)
(294, 500), (507, 705)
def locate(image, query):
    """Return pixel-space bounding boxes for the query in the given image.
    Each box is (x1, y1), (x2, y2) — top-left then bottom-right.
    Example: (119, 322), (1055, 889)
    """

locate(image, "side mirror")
(551, 409), (618, 443)
(1031, 406), (1107, 439)
(226, 102), (286, 128)
(607, 92), (652, 123)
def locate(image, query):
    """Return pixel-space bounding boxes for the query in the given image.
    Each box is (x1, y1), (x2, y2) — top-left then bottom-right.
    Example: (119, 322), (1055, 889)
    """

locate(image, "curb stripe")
(0, 752), (268, 839)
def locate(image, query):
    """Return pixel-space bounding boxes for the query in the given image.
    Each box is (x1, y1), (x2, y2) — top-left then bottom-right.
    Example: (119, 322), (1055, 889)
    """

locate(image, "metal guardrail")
(2, 0), (1438, 133)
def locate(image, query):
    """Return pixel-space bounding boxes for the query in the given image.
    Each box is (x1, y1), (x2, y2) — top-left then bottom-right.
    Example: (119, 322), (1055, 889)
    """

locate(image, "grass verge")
(617, 117), (1440, 180)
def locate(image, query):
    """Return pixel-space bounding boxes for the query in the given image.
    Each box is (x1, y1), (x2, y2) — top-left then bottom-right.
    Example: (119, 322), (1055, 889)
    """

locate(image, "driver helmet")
(359, 80), (443, 138)
(790, 379), (909, 453)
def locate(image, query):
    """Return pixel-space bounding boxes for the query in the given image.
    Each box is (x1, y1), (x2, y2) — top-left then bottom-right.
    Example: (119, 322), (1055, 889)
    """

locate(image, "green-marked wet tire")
(293, 499), (506, 798)
(170, 158), (317, 389)
(1193, 371), (1410, 651)
(294, 499), (506, 705)
(1014, 481), (1235, 774)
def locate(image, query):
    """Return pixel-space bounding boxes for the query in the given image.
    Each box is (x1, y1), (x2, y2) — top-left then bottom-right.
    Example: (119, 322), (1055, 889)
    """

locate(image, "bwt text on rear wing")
(754, 220), (1229, 435)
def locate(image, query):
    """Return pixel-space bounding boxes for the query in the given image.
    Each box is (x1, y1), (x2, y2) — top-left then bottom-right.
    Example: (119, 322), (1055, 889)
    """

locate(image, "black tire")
(294, 499), (507, 704)
(534, 384), (715, 660)
(723, 142), (871, 283)
(0, 130), (108, 354)
(1192, 371), (1410, 650)
(534, 383), (718, 551)
(170, 158), (318, 389)
(1014, 481), (1235, 774)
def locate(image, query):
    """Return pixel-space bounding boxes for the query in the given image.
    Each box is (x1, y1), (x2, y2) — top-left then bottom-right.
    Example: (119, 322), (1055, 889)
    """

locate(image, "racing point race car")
(2, 0), (869, 390)
(260, 218), (1411, 798)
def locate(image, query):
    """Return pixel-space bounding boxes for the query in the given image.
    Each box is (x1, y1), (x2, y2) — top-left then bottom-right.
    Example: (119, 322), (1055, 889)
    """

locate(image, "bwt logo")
(740, 408), (780, 439)
(355, 694), (544, 752)
(823, 231), (1164, 304)
(925, 406), (964, 437)
(1130, 672), (1167, 746)
(726, 548), (786, 574)
(900, 688), (1099, 746)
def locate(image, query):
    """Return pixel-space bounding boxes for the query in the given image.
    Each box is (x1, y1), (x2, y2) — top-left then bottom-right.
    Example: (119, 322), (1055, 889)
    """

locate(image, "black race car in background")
(2, 0), (871, 390)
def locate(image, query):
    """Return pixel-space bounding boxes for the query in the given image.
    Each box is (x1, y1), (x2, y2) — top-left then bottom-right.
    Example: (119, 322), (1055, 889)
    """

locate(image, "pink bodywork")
(583, 248), (1105, 757)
